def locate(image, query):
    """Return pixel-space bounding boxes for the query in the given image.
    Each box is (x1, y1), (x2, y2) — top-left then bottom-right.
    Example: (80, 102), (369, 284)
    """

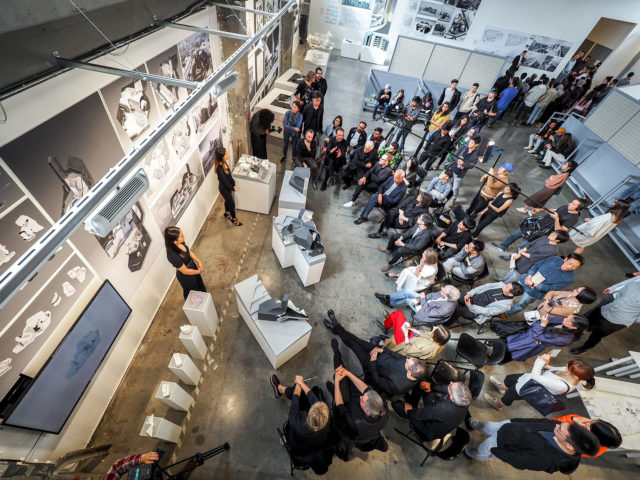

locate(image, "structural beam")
(154, 18), (250, 41)
(213, 2), (277, 17)
(0, 0), (295, 309)
(52, 55), (200, 90)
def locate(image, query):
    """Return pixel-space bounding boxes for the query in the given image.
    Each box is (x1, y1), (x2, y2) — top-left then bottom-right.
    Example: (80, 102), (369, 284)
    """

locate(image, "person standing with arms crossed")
(164, 226), (206, 300)
(215, 147), (242, 226)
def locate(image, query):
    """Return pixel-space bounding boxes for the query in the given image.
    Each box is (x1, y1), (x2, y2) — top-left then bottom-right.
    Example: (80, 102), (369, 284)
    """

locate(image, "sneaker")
(382, 310), (390, 318)
(374, 293), (392, 307)
(489, 376), (507, 393)
(377, 247), (391, 253)
(343, 201), (354, 208)
(490, 242), (505, 252)
(523, 146), (533, 150)
(380, 264), (392, 272)
(484, 393), (504, 411)
(515, 207), (529, 214)
(270, 374), (282, 398)
(570, 347), (586, 356)
(528, 150), (538, 155)
(354, 217), (367, 225)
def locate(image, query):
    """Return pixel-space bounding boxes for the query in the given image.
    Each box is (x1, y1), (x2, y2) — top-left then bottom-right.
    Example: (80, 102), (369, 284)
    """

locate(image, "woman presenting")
(215, 147), (242, 226)
(164, 226), (206, 300)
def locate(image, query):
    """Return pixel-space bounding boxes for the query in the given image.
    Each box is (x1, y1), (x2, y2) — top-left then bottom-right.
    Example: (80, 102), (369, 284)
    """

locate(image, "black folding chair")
(277, 422), (311, 476)
(430, 359), (485, 400)
(394, 424), (470, 467)
(450, 260), (490, 291)
(452, 333), (506, 369)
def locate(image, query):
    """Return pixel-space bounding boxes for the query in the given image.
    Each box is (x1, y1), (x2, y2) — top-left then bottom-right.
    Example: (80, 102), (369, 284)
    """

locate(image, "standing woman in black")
(215, 147), (242, 226)
(472, 183), (519, 237)
(164, 226), (206, 300)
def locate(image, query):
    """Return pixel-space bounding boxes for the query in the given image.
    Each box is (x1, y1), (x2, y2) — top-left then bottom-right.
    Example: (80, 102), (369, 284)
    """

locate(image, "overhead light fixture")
(258, 38), (267, 51)
(210, 70), (239, 97)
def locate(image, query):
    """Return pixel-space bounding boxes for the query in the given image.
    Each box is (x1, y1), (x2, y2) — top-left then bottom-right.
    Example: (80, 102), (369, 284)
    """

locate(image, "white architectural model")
(13, 310), (52, 353)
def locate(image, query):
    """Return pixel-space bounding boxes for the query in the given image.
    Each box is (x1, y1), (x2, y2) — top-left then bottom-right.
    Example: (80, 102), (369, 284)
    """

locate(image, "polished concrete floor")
(86, 49), (639, 479)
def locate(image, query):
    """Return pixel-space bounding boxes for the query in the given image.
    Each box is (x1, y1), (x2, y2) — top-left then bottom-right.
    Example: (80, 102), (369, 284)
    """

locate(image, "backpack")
(518, 379), (568, 415)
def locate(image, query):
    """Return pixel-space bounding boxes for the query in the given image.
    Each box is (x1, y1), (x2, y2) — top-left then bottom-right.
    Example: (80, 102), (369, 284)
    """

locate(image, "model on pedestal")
(215, 147), (242, 226)
(164, 226), (206, 300)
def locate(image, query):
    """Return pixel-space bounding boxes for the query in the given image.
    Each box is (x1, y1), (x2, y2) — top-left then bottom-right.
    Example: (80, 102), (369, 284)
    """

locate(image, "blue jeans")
(527, 104), (544, 125)
(465, 420), (511, 461)
(389, 289), (419, 310)
(372, 101), (387, 118)
(360, 193), (383, 219)
(393, 126), (410, 150)
(282, 130), (298, 157)
(497, 229), (524, 250)
(506, 291), (537, 316)
(501, 268), (522, 284)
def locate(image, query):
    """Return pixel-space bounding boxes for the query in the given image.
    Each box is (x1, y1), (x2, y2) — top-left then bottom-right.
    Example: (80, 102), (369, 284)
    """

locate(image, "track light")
(210, 70), (239, 97)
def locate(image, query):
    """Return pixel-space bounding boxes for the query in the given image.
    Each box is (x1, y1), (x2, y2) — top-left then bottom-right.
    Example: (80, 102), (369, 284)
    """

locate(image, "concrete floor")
(85, 49), (639, 479)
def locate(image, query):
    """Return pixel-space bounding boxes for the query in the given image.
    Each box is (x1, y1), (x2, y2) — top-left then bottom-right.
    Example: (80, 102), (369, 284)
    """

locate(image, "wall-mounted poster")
(255, 0), (266, 32)
(0, 199), (49, 276)
(475, 26), (572, 73)
(264, 25), (280, 78)
(0, 253), (94, 401)
(99, 64), (161, 151)
(256, 49), (265, 89)
(191, 92), (219, 137)
(149, 150), (204, 231)
(400, 0), (481, 41)
(198, 117), (223, 176)
(167, 116), (197, 160)
(142, 139), (175, 201)
(145, 46), (189, 116)
(178, 32), (214, 82)
(0, 163), (25, 218)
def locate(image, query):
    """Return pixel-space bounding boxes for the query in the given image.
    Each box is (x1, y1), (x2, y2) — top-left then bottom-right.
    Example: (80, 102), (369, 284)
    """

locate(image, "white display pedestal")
(233, 162), (277, 215)
(274, 68), (303, 92)
(304, 49), (330, 76)
(272, 211), (326, 287)
(360, 46), (387, 65)
(183, 291), (219, 337)
(179, 325), (207, 360)
(341, 39), (362, 59)
(253, 88), (294, 139)
(139, 416), (182, 443)
(234, 275), (312, 368)
(155, 381), (194, 412)
(168, 353), (201, 386)
(278, 170), (308, 216)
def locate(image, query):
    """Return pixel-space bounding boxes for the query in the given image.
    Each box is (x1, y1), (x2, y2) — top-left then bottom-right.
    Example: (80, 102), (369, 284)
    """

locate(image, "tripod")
(153, 443), (230, 480)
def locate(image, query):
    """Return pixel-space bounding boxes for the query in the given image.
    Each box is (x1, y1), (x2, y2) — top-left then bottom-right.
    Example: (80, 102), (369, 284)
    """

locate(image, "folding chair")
(277, 422), (311, 476)
(452, 333), (506, 369)
(394, 424), (470, 467)
(430, 359), (485, 400)
(449, 261), (490, 291)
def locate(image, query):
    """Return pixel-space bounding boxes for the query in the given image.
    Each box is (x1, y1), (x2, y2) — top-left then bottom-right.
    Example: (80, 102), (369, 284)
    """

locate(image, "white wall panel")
(584, 90), (640, 141)
(389, 37), (432, 77)
(423, 45), (469, 84)
(458, 52), (505, 93)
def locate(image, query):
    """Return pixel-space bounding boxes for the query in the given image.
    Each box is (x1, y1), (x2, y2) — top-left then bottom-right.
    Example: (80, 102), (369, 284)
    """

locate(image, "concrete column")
(216, 6), (251, 159)
(280, 11), (294, 75)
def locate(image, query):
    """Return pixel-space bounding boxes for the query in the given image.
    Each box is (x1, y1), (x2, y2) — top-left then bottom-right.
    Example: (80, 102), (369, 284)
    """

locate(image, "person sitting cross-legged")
(378, 213), (434, 272)
(442, 239), (485, 281)
(342, 140), (376, 189)
(378, 311), (451, 360)
(323, 310), (427, 397)
(385, 247), (439, 292)
(424, 169), (454, 207)
(369, 191), (432, 238)
(376, 285), (460, 326)
(343, 153), (393, 208)
(456, 282), (525, 325)
(434, 217), (476, 259)
(354, 170), (407, 225)
(392, 381), (471, 444)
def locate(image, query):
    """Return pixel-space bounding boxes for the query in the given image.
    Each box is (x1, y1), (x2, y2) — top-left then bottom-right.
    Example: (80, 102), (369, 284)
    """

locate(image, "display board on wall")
(475, 26), (572, 73)
(398, 0), (482, 42)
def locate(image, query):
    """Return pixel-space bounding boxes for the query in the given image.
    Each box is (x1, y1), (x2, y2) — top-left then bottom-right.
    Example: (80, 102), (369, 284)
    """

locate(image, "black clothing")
(368, 133), (384, 153)
(493, 74), (511, 94)
(535, 205), (580, 232)
(448, 145), (479, 178)
(514, 234), (558, 273)
(376, 88), (392, 105)
(493, 418), (582, 474)
(386, 226), (432, 264)
(440, 221), (473, 258)
(342, 146), (376, 187)
(438, 87), (461, 110)
(419, 131), (453, 171)
(579, 295), (624, 351)
(352, 164), (392, 201)
(294, 80), (314, 105)
(510, 54), (524, 71)
(406, 384), (468, 442)
(285, 388), (330, 451)
(323, 136), (348, 181)
(216, 164), (237, 219)
(219, 188), (236, 220)
(334, 323), (417, 396)
(293, 137), (320, 182)
(472, 288), (508, 307)
(166, 245), (206, 300)
(312, 77), (328, 99)
(302, 103), (324, 134)
(249, 110), (273, 159)
(468, 97), (497, 129)
(380, 195), (429, 231)
(346, 127), (367, 150)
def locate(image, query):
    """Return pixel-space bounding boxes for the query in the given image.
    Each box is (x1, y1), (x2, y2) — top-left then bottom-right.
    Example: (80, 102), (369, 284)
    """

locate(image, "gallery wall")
(0, 6), (236, 460)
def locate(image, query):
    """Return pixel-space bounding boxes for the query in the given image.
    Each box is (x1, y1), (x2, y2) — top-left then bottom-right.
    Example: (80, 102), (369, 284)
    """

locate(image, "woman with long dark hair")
(215, 147), (242, 226)
(448, 115), (469, 142)
(164, 226), (206, 300)
(517, 160), (577, 215)
(472, 183), (519, 237)
(569, 199), (630, 254)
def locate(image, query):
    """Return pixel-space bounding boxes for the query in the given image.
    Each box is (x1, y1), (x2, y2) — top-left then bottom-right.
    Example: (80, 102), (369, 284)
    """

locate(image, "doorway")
(577, 17), (637, 66)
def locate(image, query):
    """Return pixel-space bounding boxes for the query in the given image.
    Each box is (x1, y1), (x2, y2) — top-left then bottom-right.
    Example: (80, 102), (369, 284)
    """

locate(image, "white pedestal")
(155, 381), (194, 412)
(304, 49), (330, 77)
(182, 291), (219, 337)
(341, 39), (362, 59)
(272, 217), (297, 268)
(179, 325), (207, 360)
(293, 247), (326, 287)
(139, 416), (182, 443)
(168, 353), (201, 386)
(254, 88), (294, 139)
(360, 46), (387, 65)
(234, 275), (312, 368)
(274, 68), (303, 92)
(278, 170), (308, 216)
(233, 162), (277, 215)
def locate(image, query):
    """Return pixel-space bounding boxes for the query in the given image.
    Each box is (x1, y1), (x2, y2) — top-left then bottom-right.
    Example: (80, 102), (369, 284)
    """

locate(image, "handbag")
(490, 320), (529, 337)
(518, 379), (568, 415)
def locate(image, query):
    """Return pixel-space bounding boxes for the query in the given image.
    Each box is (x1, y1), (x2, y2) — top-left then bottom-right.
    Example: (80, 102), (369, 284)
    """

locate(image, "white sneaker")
(484, 393), (504, 411)
(489, 376), (507, 392)
(343, 201), (354, 208)
(523, 146), (532, 150)
(515, 207), (528, 214)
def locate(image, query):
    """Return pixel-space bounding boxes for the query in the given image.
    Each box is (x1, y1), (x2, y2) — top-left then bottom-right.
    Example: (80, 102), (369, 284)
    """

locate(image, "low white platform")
(233, 160), (277, 215)
(183, 291), (219, 336)
(278, 170), (308, 216)
(274, 68), (303, 92)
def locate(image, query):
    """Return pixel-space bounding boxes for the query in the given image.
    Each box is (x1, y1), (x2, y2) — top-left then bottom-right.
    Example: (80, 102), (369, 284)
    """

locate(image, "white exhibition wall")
(0, 7), (233, 460)
(308, 0), (640, 84)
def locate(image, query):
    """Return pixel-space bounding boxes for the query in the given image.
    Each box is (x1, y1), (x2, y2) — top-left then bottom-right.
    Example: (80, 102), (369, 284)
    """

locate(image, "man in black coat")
(311, 67), (328, 101)
(343, 153), (393, 206)
(341, 140), (376, 188)
(379, 213), (434, 271)
(320, 127), (348, 190)
(414, 122), (454, 176)
(392, 381), (471, 442)
(464, 417), (599, 474)
(302, 92), (324, 139)
(510, 50), (527, 72)
(370, 191), (432, 238)
(323, 310), (427, 397)
(438, 79), (461, 110)
(345, 122), (368, 153)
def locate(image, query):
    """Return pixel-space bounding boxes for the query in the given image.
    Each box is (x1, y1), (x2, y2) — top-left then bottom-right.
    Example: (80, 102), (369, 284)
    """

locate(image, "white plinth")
(179, 325), (207, 360)
(341, 39), (362, 59)
(274, 68), (303, 92)
(155, 381), (194, 412)
(360, 46), (387, 65)
(233, 162), (277, 215)
(234, 275), (312, 368)
(139, 416), (182, 443)
(293, 247), (326, 287)
(278, 170), (307, 216)
(304, 49), (330, 77)
(254, 88), (294, 139)
(272, 218), (297, 268)
(169, 353), (201, 386)
(183, 291), (219, 337)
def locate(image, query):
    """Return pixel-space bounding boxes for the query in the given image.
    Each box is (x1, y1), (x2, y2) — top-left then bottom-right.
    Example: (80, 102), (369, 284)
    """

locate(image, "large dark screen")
(4, 281), (131, 433)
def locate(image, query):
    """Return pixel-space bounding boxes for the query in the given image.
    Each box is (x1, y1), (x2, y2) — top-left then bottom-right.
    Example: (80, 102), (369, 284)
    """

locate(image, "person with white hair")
(354, 170), (407, 224)
(392, 381), (471, 443)
(341, 139), (377, 188)
(376, 285), (460, 325)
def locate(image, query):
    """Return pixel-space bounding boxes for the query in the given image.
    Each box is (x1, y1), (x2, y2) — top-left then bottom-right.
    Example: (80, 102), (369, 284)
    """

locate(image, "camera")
(270, 125), (283, 134)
